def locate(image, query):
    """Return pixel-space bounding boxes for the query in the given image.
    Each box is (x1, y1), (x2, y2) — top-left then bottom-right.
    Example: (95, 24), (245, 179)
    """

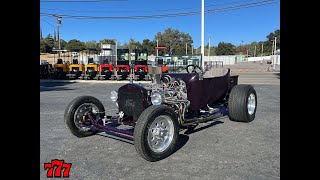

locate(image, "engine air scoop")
(148, 66), (162, 84)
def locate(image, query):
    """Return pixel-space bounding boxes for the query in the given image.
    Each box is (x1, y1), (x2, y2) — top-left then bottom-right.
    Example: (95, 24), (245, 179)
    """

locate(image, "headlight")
(151, 91), (162, 105)
(110, 90), (118, 102)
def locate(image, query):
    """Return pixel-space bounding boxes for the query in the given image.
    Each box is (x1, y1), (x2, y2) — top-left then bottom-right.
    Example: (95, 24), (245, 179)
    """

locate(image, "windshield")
(135, 49), (148, 61)
(117, 49), (129, 61)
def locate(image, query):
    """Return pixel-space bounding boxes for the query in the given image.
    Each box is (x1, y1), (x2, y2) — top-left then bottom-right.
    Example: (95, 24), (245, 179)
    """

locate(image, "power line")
(40, 0), (257, 13)
(40, 0), (275, 20)
(40, 18), (56, 29)
(41, 0), (126, 2)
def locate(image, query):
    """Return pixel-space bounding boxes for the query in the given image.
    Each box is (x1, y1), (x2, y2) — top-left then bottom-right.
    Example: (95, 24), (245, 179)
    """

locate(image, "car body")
(65, 65), (257, 161)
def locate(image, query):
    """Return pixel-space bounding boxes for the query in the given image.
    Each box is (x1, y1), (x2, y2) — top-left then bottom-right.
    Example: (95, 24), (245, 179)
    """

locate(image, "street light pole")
(186, 43), (187, 55)
(156, 39), (159, 57)
(201, 0), (205, 69)
(273, 37), (277, 70)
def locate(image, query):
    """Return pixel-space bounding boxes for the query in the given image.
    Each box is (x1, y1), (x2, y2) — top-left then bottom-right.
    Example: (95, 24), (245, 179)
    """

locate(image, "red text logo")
(44, 159), (72, 178)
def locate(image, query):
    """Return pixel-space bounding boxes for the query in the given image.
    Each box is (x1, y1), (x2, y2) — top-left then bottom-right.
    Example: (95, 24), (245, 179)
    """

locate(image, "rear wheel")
(134, 105), (179, 161)
(64, 96), (105, 137)
(228, 85), (257, 122)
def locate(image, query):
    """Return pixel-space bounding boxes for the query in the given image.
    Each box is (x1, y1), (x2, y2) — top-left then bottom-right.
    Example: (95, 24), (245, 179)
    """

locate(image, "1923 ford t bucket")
(64, 65), (257, 161)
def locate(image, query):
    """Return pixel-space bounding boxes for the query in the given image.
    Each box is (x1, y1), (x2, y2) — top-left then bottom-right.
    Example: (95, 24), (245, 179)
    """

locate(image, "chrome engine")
(144, 74), (190, 123)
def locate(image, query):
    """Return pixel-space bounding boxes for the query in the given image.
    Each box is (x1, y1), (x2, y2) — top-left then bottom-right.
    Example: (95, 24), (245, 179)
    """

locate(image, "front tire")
(134, 105), (179, 162)
(228, 85), (257, 122)
(64, 96), (105, 137)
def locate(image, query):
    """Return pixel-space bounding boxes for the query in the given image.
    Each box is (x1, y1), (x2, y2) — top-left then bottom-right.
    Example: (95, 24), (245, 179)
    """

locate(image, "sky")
(40, 0), (280, 47)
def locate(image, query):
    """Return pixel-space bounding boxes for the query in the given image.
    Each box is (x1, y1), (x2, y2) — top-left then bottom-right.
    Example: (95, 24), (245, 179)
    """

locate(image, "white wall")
(247, 56), (271, 61)
(204, 55), (236, 65)
(247, 55), (280, 65)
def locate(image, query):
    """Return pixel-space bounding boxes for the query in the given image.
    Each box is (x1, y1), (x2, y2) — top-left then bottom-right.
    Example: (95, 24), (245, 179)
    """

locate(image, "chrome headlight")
(110, 90), (118, 102)
(151, 91), (162, 105)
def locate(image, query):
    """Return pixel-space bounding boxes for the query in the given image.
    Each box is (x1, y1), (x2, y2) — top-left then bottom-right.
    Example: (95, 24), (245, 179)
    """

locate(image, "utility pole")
(254, 45), (256, 57)
(156, 39), (159, 57)
(271, 39), (274, 67)
(186, 43), (187, 55)
(208, 38), (210, 60)
(246, 49), (249, 61)
(192, 44), (193, 55)
(273, 37), (277, 70)
(261, 43), (264, 56)
(201, 0), (205, 69)
(56, 16), (61, 59)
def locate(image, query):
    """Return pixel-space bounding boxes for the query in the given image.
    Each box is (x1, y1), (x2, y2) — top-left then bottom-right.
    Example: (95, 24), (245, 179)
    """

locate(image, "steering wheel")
(186, 64), (203, 74)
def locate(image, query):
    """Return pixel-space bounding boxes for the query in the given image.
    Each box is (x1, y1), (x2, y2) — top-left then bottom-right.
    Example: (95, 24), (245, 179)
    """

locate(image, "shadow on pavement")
(171, 134), (189, 155)
(275, 73), (280, 79)
(170, 120), (224, 157)
(184, 120), (224, 135)
(96, 133), (134, 145)
(40, 81), (77, 92)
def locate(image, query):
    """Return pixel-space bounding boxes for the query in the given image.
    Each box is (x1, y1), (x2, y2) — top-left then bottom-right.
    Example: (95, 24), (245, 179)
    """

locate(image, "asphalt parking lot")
(40, 80), (280, 180)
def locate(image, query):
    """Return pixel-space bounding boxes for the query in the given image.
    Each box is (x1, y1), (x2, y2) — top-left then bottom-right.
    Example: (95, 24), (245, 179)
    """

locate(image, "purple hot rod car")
(64, 65), (257, 161)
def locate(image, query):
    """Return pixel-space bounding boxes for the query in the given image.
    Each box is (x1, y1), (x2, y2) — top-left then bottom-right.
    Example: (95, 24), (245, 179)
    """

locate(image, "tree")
(99, 39), (116, 45)
(264, 29), (280, 55)
(60, 39), (67, 50)
(248, 41), (260, 57)
(43, 34), (54, 53)
(141, 39), (156, 55)
(65, 39), (86, 52)
(215, 42), (236, 55)
(54, 30), (57, 43)
(40, 39), (47, 53)
(124, 38), (142, 52)
(154, 28), (193, 56)
(204, 43), (216, 56)
(40, 28), (43, 41)
(85, 40), (99, 53)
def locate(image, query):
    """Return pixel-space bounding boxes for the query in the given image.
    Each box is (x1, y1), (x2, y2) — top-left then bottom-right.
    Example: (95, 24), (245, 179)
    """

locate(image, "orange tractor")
(66, 59), (84, 79)
(53, 58), (68, 79)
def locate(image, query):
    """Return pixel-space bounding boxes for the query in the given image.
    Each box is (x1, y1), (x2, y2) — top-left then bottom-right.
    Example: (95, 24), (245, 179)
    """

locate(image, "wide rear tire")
(228, 85), (257, 122)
